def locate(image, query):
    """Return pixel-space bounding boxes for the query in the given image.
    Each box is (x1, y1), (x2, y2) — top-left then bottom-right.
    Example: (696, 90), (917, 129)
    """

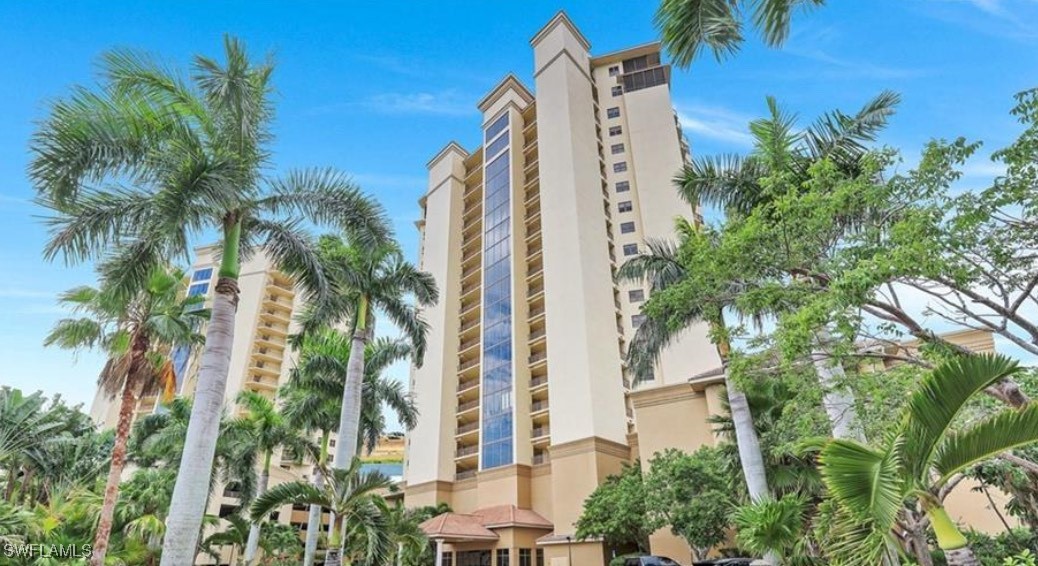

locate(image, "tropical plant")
(30, 37), (390, 565)
(575, 461), (651, 553)
(302, 235), (436, 479)
(200, 514), (250, 565)
(617, 220), (774, 526)
(820, 354), (1038, 566)
(655, 0), (824, 67)
(384, 504), (430, 566)
(250, 458), (393, 566)
(645, 447), (734, 561)
(284, 328), (419, 565)
(0, 389), (65, 499)
(232, 391), (314, 565)
(44, 265), (206, 564)
(732, 494), (812, 564)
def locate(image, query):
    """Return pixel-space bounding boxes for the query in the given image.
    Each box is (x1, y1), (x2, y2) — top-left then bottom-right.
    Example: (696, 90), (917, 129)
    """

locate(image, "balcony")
(529, 328), (546, 342)
(460, 298), (480, 317)
(455, 445), (478, 459)
(461, 281), (480, 298)
(459, 336), (480, 354)
(460, 318), (480, 335)
(531, 400), (549, 414)
(533, 452), (550, 465)
(529, 306), (545, 321)
(249, 362), (280, 378)
(531, 425), (550, 439)
(529, 351), (547, 367)
(459, 357), (479, 372)
(527, 284), (544, 300)
(456, 421), (479, 436)
(456, 469), (477, 481)
(457, 378), (479, 394)
(259, 320), (288, 336)
(530, 375), (548, 389)
(247, 375), (278, 391)
(458, 399), (479, 414)
(461, 263), (481, 281)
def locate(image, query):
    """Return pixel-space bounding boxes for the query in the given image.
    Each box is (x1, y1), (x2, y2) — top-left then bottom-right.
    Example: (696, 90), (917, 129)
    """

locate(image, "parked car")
(692, 559), (755, 566)
(623, 556), (682, 566)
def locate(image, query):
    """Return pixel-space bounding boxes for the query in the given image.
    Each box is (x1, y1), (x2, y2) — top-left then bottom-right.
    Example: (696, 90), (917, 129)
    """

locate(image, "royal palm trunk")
(715, 326), (776, 564)
(810, 328), (866, 442)
(333, 295), (369, 469)
(161, 219), (242, 566)
(244, 452), (272, 564)
(304, 432), (330, 566)
(90, 331), (149, 566)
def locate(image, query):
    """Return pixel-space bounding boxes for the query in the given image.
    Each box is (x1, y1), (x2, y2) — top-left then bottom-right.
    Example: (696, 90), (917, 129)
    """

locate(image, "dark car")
(691, 559), (755, 566)
(623, 557), (682, 566)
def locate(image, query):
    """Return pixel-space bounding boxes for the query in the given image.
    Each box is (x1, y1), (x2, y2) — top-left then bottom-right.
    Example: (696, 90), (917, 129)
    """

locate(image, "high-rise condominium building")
(403, 12), (722, 565)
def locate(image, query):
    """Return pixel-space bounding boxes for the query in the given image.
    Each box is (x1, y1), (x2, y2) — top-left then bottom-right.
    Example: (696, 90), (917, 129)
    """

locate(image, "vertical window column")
(481, 114), (514, 470)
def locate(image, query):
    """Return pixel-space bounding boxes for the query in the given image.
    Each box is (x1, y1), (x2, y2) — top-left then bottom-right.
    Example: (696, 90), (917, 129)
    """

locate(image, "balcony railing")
(530, 376), (548, 388)
(456, 445), (478, 457)
(531, 400), (549, 413)
(457, 422), (479, 435)
(532, 425), (550, 438)
(529, 352), (547, 365)
(458, 400), (479, 413)
(459, 337), (479, 352)
(456, 469), (477, 481)
(459, 357), (479, 372)
(529, 306), (545, 319)
(457, 379), (479, 393)
(533, 453), (549, 465)
(460, 319), (480, 333)
(529, 328), (546, 341)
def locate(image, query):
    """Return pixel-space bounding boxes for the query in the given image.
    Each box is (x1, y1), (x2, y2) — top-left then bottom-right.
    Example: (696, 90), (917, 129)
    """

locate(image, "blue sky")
(2, 0), (1038, 418)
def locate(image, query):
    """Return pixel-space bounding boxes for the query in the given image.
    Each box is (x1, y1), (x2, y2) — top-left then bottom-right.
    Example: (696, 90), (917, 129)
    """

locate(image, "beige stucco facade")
(403, 11), (720, 566)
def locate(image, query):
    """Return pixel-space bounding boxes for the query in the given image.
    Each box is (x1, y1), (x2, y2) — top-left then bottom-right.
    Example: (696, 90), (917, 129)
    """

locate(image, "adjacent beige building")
(403, 12), (720, 566)
(88, 246), (322, 564)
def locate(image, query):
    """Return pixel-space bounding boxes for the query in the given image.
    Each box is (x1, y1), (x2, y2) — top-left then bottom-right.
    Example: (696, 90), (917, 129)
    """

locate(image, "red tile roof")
(419, 505), (553, 540)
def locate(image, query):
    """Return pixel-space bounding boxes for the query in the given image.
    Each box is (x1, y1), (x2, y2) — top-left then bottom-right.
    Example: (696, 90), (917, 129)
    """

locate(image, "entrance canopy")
(419, 504), (553, 542)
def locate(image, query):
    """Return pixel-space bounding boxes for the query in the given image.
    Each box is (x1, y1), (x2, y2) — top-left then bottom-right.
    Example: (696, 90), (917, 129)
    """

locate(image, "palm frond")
(655, 0), (743, 66)
(932, 403), (1038, 486)
(818, 438), (903, 530)
(675, 154), (767, 213)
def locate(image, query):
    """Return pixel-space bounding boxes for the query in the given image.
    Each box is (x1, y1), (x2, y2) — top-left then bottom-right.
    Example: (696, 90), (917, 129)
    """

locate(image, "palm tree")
(655, 0), (824, 67)
(617, 222), (773, 539)
(304, 235), (435, 473)
(675, 93), (907, 442)
(29, 38), (390, 565)
(200, 514), (250, 565)
(44, 266), (205, 564)
(0, 389), (64, 500)
(250, 458), (393, 566)
(232, 391), (314, 565)
(384, 504), (429, 566)
(283, 329), (419, 565)
(820, 354), (1038, 566)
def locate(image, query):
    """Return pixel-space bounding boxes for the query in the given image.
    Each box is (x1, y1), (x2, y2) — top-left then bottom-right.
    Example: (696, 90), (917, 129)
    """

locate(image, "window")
(607, 107), (620, 119)
(611, 143), (625, 155)
(608, 125), (622, 136)
(519, 549), (532, 566)
(611, 85), (623, 97)
(629, 289), (645, 302)
(618, 201), (633, 213)
(622, 66), (668, 93)
(620, 222), (636, 234)
(613, 162), (627, 173)
(608, 65), (620, 76)
(536, 549), (545, 566)
(623, 243), (638, 256)
(615, 181), (630, 192)
(191, 267), (213, 282)
(633, 314), (647, 328)
(496, 549), (510, 566)
(442, 553), (455, 566)
(188, 283), (209, 297)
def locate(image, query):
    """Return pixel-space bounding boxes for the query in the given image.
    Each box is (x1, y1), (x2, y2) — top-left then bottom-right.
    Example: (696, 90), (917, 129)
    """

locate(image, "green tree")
(44, 265), (206, 564)
(200, 514), (250, 565)
(820, 355), (1038, 566)
(250, 458), (393, 566)
(645, 448), (734, 561)
(575, 462), (651, 553)
(303, 235), (435, 479)
(0, 389), (65, 499)
(232, 391), (314, 565)
(284, 329), (419, 565)
(29, 38), (390, 565)
(655, 0), (824, 67)
(618, 221), (774, 542)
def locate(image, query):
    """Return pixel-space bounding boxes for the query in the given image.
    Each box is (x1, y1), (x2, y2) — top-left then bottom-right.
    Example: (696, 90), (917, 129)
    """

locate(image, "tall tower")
(404, 12), (720, 566)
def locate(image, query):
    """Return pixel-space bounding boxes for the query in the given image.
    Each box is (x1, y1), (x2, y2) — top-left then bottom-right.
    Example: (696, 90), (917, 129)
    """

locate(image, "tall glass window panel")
(481, 121), (514, 470)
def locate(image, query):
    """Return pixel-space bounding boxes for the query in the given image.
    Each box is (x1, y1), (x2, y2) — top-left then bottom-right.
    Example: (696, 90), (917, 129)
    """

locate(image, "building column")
(436, 539), (445, 566)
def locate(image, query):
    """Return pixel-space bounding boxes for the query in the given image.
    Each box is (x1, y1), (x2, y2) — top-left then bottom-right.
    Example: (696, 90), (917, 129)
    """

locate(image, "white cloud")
(364, 91), (475, 116)
(674, 103), (755, 148)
